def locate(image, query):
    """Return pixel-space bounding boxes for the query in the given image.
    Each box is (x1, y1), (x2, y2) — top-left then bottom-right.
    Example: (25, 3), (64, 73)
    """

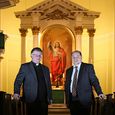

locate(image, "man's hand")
(48, 99), (53, 105)
(13, 94), (20, 100)
(99, 94), (106, 100)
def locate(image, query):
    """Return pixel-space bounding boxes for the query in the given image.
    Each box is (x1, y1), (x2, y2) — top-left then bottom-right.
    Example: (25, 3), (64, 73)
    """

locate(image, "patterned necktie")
(72, 66), (78, 97)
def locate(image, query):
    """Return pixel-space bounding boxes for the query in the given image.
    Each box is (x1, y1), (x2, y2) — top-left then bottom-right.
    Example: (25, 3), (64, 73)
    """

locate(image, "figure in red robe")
(48, 41), (66, 86)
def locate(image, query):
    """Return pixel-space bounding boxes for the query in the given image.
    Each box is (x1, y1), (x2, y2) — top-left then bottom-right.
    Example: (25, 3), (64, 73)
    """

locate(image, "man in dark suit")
(65, 50), (106, 115)
(13, 47), (52, 115)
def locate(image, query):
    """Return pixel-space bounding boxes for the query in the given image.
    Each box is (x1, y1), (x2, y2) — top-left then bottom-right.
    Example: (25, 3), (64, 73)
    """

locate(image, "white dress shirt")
(70, 63), (81, 93)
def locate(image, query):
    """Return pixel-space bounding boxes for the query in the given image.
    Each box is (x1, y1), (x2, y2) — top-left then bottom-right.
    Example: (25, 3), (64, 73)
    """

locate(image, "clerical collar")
(32, 61), (39, 66)
(36, 63), (39, 66)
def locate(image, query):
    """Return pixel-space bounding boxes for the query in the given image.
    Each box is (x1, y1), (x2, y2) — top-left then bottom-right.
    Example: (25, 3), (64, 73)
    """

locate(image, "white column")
(74, 26), (83, 51)
(87, 28), (96, 64)
(31, 26), (40, 48)
(19, 28), (28, 64)
(112, 28), (115, 92)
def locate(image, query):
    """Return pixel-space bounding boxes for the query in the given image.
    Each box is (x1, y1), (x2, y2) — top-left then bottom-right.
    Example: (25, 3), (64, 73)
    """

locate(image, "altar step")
(48, 104), (70, 115)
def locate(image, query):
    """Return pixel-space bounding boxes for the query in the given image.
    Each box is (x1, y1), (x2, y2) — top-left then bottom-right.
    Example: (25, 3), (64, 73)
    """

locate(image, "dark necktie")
(72, 66), (78, 97)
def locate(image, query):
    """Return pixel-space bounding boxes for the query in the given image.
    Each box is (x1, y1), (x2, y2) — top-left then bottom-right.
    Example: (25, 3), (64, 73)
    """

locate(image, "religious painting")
(42, 25), (73, 88)
(47, 41), (66, 87)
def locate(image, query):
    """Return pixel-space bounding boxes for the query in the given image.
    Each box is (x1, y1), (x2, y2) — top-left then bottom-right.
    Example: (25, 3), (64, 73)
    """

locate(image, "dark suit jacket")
(14, 61), (52, 103)
(65, 62), (103, 107)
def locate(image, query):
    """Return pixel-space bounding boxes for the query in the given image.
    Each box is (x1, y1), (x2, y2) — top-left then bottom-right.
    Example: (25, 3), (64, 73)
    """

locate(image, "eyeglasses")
(32, 54), (42, 57)
(72, 56), (81, 59)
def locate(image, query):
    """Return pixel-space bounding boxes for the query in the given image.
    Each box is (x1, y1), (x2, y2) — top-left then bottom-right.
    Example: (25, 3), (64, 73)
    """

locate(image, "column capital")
(74, 26), (83, 35)
(0, 49), (4, 60)
(31, 26), (40, 35)
(87, 28), (96, 37)
(0, 56), (3, 60)
(19, 28), (28, 37)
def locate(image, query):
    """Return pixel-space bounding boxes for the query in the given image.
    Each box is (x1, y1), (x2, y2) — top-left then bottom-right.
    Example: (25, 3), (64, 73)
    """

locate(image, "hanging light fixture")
(0, 0), (19, 9)
(0, 31), (5, 49)
(0, 31), (8, 59)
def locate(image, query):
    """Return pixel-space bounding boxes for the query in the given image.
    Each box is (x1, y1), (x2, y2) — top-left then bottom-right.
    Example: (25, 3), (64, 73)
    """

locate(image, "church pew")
(1, 91), (115, 115)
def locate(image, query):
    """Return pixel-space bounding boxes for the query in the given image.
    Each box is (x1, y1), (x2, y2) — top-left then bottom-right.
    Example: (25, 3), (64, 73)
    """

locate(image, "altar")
(52, 86), (65, 104)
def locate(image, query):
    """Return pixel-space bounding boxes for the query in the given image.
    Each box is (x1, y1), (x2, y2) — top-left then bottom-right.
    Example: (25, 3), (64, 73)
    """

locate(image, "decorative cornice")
(26, 0), (88, 12)
(19, 28), (28, 37)
(15, 0), (100, 20)
(42, 9), (74, 20)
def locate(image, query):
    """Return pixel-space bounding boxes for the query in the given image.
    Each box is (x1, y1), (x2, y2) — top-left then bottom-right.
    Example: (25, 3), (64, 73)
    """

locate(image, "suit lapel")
(41, 65), (49, 85)
(77, 62), (84, 83)
(28, 62), (37, 80)
(68, 67), (73, 85)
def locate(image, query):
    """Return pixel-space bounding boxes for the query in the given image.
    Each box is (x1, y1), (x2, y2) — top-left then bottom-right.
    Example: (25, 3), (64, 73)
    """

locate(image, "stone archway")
(41, 25), (74, 86)
(42, 25), (74, 69)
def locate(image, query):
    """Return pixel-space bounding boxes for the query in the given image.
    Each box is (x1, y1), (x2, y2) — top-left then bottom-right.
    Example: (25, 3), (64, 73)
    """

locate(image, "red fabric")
(49, 48), (66, 82)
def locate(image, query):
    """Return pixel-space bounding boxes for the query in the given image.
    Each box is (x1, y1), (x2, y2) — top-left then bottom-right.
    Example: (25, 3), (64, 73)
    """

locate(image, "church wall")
(76, 0), (115, 94)
(0, 0), (114, 95)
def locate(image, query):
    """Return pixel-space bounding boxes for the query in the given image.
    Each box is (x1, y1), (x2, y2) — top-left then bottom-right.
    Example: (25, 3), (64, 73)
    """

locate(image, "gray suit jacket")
(14, 61), (52, 103)
(65, 62), (103, 107)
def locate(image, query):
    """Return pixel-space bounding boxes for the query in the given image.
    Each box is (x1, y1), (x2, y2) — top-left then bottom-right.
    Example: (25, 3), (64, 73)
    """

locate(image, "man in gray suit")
(65, 50), (106, 115)
(13, 47), (52, 115)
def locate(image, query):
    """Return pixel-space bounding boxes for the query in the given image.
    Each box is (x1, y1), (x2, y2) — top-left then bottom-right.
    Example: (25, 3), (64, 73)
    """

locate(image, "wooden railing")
(0, 91), (115, 115)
